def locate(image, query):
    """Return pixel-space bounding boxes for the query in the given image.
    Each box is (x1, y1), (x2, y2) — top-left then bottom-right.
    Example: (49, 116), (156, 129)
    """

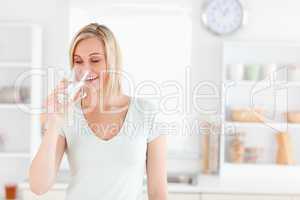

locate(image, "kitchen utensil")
(244, 147), (263, 163)
(5, 183), (17, 200)
(66, 70), (88, 102)
(261, 63), (277, 80)
(40, 69), (89, 134)
(285, 111), (300, 123)
(287, 64), (300, 81)
(0, 86), (30, 104)
(227, 64), (244, 81)
(57, 70), (88, 104)
(201, 120), (220, 174)
(245, 64), (261, 81)
(229, 132), (245, 163)
(202, 132), (209, 173)
(276, 132), (294, 165)
(231, 107), (265, 122)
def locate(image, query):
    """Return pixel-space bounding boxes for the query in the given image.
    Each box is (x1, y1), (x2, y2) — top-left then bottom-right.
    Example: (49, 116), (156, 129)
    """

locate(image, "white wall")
(190, 0), (300, 113)
(0, 0), (70, 68)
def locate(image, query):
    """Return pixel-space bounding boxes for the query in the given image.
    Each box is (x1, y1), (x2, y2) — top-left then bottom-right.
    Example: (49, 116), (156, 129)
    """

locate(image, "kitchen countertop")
(18, 173), (300, 195)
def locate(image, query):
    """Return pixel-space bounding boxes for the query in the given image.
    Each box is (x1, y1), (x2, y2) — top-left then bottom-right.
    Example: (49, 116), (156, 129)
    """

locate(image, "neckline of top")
(78, 96), (134, 143)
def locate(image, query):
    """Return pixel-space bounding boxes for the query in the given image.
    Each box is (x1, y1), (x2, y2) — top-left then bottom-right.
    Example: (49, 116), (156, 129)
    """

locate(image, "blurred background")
(1, 0), (300, 199)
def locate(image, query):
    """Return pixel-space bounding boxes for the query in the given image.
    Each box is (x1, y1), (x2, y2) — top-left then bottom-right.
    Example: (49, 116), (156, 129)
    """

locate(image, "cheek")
(97, 69), (108, 80)
(71, 67), (80, 80)
(104, 72), (110, 83)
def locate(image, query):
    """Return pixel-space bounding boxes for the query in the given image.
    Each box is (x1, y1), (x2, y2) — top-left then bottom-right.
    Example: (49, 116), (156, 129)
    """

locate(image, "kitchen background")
(1, 0), (300, 199)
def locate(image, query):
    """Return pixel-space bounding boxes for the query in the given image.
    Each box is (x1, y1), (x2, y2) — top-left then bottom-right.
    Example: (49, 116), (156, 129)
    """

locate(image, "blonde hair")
(69, 23), (122, 96)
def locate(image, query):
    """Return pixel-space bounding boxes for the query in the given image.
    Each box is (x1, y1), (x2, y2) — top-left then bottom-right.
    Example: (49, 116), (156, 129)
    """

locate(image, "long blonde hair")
(69, 23), (122, 96)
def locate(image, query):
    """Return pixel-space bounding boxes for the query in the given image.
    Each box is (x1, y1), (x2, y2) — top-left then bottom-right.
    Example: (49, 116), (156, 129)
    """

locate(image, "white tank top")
(59, 96), (161, 200)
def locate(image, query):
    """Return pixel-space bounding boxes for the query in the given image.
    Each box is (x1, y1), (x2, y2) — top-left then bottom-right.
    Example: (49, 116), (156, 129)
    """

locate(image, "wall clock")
(202, 0), (246, 35)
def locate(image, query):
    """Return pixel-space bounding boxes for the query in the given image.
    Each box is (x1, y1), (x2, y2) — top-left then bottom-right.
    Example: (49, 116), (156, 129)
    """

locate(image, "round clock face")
(202, 0), (244, 35)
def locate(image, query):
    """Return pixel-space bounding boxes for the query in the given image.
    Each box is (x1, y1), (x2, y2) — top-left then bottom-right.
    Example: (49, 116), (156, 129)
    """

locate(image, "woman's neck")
(81, 90), (129, 114)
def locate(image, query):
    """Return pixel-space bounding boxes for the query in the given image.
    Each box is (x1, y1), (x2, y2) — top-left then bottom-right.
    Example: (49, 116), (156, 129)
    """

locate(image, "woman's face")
(73, 37), (107, 91)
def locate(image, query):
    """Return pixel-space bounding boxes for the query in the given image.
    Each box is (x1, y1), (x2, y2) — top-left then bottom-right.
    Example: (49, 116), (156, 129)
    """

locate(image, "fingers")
(72, 90), (87, 105)
(54, 79), (69, 95)
(48, 78), (70, 96)
(43, 79), (70, 114)
(43, 78), (86, 114)
(69, 82), (88, 104)
(44, 79), (69, 101)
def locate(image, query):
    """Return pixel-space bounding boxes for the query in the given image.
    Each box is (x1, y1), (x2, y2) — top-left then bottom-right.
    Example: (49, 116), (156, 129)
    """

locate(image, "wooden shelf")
(223, 163), (300, 168)
(225, 80), (300, 87)
(225, 121), (300, 130)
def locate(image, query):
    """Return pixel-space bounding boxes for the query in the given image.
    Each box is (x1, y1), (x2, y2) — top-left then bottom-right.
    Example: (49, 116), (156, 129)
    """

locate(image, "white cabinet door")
(292, 196), (300, 200)
(201, 194), (292, 200)
(168, 193), (201, 200)
(142, 193), (200, 200)
(22, 189), (66, 200)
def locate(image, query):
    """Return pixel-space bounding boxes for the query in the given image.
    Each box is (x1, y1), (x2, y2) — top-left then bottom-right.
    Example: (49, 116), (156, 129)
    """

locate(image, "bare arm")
(29, 114), (66, 195)
(146, 136), (168, 200)
(29, 80), (69, 195)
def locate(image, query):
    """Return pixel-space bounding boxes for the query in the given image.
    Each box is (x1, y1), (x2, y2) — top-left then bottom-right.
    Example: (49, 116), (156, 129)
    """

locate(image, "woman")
(29, 23), (168, 200)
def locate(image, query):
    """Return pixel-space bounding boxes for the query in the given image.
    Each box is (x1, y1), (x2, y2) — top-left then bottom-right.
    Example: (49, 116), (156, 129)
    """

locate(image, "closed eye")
(74, 60), (83, 64)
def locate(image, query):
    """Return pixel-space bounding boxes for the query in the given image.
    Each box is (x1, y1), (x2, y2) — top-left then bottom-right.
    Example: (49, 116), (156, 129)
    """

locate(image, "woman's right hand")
(40, 79), (71, 131)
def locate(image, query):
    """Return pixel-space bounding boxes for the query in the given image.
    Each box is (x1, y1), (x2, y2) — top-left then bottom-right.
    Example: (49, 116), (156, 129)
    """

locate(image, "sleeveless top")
(59, 96), (161, 200)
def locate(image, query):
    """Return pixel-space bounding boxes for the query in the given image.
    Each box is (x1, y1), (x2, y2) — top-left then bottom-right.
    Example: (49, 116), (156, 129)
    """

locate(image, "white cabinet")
(22, 190), (201, 200)
(201, 194), (292, 200)
(22, 190), (65, 200)
(168, 193), (201, 200)
(0, 22), (42, 191)
(221, 41), (300, 182)
(143, 192), (201, 200)
(22, 189), (297, 200)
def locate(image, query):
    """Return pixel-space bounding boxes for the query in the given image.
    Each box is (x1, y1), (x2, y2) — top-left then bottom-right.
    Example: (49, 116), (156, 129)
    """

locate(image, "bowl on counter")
(285, 111), (300, 123)
(230, 107), (265, 123)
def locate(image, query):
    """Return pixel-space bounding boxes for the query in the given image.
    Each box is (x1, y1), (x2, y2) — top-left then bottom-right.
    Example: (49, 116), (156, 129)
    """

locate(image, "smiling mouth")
(85, 75), (99, 81)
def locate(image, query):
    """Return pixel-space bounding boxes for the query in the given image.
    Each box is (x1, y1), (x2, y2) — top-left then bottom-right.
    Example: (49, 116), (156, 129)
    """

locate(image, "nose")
(82, 63), (93, 71)
(74, 67), (91, 80)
